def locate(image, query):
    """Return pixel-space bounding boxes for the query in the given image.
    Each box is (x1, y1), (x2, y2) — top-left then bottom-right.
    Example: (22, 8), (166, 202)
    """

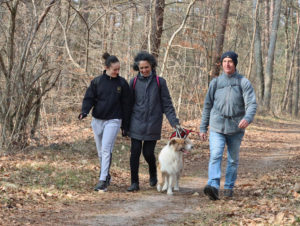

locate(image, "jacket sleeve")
(120, 79), (132, 131)
(199, 78), (217, 133)
(160, 78), (180, 127)
(81, 79), (97, 114)
(241, 78), (257, 124)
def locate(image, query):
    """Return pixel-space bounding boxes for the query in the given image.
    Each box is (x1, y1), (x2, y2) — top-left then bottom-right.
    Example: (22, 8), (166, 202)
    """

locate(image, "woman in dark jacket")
(79, 53), (131, 192)
(127, 51), (180, 191)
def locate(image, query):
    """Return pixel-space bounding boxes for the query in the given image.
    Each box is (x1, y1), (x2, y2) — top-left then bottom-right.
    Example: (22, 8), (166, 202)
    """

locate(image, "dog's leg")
(157, 165), (163, 192)
(174, 172), (180, 191)
(167, 174), (174, 195)
(162, 175), (168, 191)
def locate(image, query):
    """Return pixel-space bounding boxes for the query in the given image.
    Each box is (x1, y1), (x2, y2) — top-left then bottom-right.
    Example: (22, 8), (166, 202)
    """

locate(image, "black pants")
(130, 138), (157, 184)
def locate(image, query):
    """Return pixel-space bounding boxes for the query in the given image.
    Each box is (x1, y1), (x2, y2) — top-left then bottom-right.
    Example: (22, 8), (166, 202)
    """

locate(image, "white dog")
(157, 137), (194, 195)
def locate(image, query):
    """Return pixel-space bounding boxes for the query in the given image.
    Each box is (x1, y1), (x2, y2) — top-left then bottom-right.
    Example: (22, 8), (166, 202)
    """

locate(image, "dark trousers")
(130, 138), (157, 184)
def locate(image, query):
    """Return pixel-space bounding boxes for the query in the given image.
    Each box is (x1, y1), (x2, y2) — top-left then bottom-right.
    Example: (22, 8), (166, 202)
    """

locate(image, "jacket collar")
(137, 70), (156, 80)
(103, 70), (119, 79)
(222, 70), (238, 78)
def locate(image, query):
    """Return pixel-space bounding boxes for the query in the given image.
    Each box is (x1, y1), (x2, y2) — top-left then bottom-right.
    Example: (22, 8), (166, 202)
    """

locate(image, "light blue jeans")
(91, 118), (121, 181)
(207, 131), (245, 190)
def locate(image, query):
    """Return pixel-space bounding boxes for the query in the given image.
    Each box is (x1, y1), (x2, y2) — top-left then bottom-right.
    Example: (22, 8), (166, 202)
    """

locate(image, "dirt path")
(60, 117), (300, 226)
(2, 117), (299, 225)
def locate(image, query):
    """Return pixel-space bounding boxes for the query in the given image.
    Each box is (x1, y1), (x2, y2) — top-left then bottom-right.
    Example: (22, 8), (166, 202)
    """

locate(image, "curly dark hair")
(102, 52), (119, 67)
(133, 51), (157, 71)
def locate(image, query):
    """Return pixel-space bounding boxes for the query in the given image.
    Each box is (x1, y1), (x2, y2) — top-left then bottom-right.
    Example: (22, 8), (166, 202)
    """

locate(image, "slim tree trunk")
(211, 0), (231, 78)
(247, 0), (260, 79)
(294, 7), (300, 117)
(294, 42), (299, 117)
(108, 14), (115, 53)
(151, 0), (165, 59)
(264, 0), (270, 67)
(263, 0), (281, 110)
(281, 17), (300, 111)
(253, 0), (264, 103)
(127, 7), (135, 79)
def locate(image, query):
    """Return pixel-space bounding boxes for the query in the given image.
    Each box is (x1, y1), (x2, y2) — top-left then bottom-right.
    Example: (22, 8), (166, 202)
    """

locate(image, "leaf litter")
(0, 115), (300, 225)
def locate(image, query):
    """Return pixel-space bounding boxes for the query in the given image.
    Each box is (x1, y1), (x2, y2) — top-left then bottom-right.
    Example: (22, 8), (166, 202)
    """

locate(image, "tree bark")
(247, 0), (260, 79)
(263, 0), (281, 110)
(151, 0), (165, 59)
(253, 0), (264, 104)
(281, 16), (300, 111)
(210, 0), (230, 78)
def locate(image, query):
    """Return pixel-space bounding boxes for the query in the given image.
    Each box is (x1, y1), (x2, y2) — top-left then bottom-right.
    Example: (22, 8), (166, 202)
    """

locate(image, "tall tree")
(263, 0), (281, 110)
(210, 0), (231, 78)
(151, 0), (165, 58)
(253, 0), (264, 103)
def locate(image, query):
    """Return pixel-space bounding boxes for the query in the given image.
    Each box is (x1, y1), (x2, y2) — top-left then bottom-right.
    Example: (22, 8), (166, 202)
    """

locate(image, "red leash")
(169, 128), (200, 139)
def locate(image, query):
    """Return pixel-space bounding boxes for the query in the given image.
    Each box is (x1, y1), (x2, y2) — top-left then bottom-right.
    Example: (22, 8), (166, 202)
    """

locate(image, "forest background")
(0, 0), (299, 149)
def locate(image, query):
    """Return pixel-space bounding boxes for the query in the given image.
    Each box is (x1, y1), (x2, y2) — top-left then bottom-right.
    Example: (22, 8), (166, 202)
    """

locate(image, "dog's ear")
(169, 138), (177, 146)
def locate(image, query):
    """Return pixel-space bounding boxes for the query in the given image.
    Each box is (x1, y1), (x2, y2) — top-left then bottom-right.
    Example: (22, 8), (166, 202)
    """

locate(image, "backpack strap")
(133, 76), (138, 89)
(156, 75), (160, 87)
(132, 75), (160, 90)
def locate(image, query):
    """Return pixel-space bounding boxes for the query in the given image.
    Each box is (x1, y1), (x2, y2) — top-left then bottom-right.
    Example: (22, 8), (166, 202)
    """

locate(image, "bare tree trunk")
(253, 0), (264, 104)
(102, 13), (109, 52)
(281, 18), (300, 111)
(294, 41), (299, 117)
(141, 4), (151, 50)
(127, 7), (135, 78)
(108, 13), (116, 53)
(210, 0), (230, 78)
(263, 0), (281, 110)
(280, 5), (291, 111)
(294, 7), (300, 117)
(151, 0), (165, 59)
(264, 0), (270, 68)
(247, 0), (260, 79)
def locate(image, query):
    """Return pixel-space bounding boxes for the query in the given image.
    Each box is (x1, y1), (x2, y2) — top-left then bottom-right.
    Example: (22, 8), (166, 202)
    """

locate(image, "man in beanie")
(199, 51), (257, 200)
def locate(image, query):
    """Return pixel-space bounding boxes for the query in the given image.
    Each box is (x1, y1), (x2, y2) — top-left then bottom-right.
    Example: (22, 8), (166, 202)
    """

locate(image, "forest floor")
(1, 115), (300, 225)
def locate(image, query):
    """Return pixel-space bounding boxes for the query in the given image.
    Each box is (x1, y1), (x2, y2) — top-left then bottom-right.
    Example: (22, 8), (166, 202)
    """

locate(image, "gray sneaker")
(94, 180), (107, 192)
(224, 189), (233, 197)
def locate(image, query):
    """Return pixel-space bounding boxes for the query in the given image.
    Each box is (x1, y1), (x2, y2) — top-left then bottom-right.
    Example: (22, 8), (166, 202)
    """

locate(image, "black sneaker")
(149, 177), (157, 187)
(224, 189), (233, 197)
(106, 174), (111, 187)
(127, 183), (140, 192)
(94, 180), (107, 192)
(204, 185), (219, 200)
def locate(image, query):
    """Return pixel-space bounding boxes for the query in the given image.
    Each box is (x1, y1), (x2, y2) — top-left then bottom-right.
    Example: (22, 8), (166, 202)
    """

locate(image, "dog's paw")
(157, 184), (162, 192)
(167, 190), (173, 195)
(162, 184), (168, 191)
(174, 186), (179, 191)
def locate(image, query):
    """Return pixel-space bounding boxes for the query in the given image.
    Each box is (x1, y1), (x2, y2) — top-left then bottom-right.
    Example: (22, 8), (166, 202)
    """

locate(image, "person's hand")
(200, 132), (208, 141)
(78, 113), (87, 120)
(175, 124), (182, 130)
(238, 119), (249, 129)
(121, 129), (128, 137)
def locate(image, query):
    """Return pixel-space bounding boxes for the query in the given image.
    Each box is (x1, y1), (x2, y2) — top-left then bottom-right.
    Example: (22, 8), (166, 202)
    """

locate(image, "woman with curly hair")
(127, 51), (181, 192)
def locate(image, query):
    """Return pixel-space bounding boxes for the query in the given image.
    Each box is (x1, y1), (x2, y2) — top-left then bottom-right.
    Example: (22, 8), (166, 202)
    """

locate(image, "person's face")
(106, 62), (120, 78)
(138, 60), (152, 77)
(222, 57), (236, 75)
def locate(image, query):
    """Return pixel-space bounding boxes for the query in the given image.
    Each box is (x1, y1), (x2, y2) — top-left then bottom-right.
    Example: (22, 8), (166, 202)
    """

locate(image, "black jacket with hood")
(81, 71), (131, 131)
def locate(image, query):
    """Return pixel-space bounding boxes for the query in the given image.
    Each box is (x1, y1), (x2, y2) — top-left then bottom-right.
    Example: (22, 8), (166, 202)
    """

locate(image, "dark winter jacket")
(129, 72), (179, 140)
(200, 71), (257, 134)
(81, 71), (131, 131)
